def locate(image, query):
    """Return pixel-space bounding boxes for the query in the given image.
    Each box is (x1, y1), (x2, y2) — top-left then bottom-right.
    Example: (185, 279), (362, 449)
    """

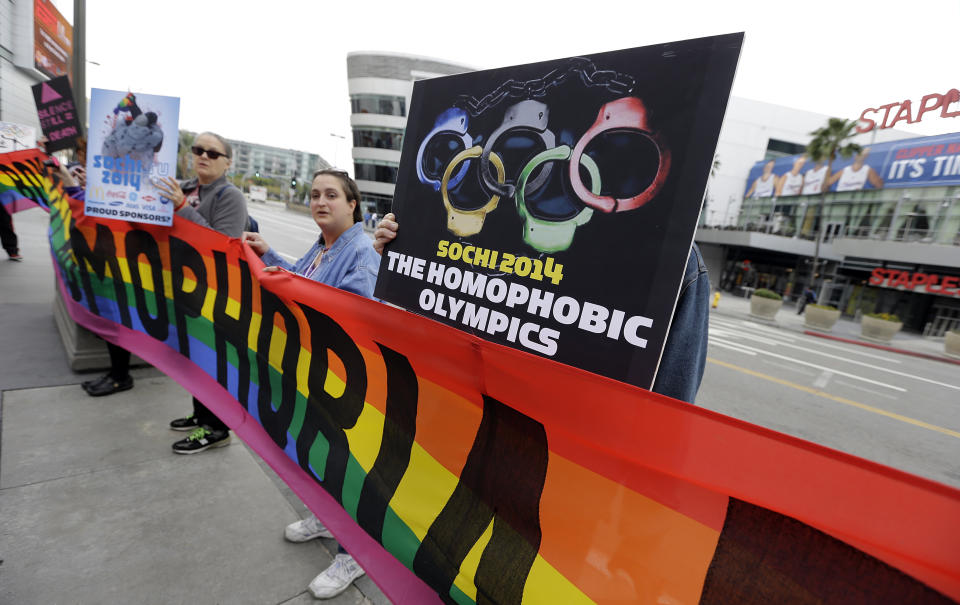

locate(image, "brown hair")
(313, 169), (363, 223)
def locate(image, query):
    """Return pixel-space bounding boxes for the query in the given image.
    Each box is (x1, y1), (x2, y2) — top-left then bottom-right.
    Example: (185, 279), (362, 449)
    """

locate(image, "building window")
(353, 128), (404, 151)
(354, 160), (399, 184)
(765, 138), (807, 159)
(362, 193), (394, 215)
(350, 94), (406, 117)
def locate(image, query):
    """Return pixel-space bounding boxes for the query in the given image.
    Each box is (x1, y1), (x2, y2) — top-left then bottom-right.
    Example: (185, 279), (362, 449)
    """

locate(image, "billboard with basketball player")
(374, 33), (743, 389)
(744, 132), (960, 198)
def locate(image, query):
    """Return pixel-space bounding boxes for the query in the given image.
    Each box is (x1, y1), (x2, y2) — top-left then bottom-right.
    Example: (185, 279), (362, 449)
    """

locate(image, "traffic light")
(254, 171), (260, 178)
(291, 178), (297, 188)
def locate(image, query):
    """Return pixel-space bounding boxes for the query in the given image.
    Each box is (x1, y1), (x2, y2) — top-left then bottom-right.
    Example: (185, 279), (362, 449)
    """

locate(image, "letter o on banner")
(553, 296), (580, 325)
(486, 278), (507, 303)
(419, 288), (436, 311)
(443, 266), (464, 290)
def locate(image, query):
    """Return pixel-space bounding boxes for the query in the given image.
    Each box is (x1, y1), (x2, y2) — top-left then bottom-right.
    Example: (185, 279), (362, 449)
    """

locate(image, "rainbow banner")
(3, 148), (959, 603)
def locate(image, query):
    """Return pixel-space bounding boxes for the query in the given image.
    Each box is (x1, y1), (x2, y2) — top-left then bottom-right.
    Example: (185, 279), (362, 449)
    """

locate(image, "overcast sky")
(54, 0), (960, 167)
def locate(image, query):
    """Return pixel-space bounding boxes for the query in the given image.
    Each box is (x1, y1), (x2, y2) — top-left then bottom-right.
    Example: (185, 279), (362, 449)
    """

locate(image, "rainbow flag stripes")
(3, 148), (959, 604)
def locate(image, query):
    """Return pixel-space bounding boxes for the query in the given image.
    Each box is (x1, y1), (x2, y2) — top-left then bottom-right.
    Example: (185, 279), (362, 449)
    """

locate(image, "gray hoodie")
(176, 174), (248, 238)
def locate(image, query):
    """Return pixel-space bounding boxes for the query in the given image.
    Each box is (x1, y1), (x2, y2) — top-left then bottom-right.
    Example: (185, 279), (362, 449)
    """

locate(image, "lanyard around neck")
(303, 243), (326, 279)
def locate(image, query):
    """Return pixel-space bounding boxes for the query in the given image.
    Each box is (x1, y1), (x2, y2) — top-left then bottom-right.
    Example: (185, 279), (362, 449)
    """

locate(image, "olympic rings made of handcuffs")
(416, 96), (670, 247)
(416, 107), (472, 192)
(441, 146), (505, 237)
(569, 97), (671, 213)
(515, 145), (598, 253)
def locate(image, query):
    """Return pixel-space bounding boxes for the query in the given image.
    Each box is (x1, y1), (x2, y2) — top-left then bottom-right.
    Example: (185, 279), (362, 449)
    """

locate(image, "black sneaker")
(172, 426), (230, 454)
(85, 375), (134, 397)
(169, 414), (200, 431)
(81, 373), (112, 392)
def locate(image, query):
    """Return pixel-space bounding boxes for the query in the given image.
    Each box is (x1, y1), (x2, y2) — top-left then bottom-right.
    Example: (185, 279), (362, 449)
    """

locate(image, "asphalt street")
(247, 200), (373, 264)
(701, 313), (960, 488)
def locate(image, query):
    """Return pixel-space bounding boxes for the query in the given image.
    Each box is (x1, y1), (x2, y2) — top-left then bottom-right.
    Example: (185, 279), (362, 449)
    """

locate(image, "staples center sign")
(870, 268), (960, 298)
(858, 89), (960, 133)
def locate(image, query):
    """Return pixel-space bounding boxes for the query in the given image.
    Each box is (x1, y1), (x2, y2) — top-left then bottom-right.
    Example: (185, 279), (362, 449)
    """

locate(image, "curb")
(803, 330), (960, 366)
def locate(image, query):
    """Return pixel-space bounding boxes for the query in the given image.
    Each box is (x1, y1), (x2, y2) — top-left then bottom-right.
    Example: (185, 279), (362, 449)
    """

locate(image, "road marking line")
(813, 370), (833, 389)
(714, 317), (903, 363)
(709, 328), (782, 346)
(708, 340), (758, 355)
(744, 334), (958, 391)
(707, 358), (960, 440)
(834, 379), (899, 401)
(759, 359), (818, 377)
(710, 340), (905, 391)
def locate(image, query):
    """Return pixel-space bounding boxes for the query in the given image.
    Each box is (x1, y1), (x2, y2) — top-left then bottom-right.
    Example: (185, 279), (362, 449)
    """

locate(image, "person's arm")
(243, 231), (301, 272)
(336, 248), (379, 298)
(774, 174), (786, 196)
(825, 168), (844, 188)
(651, 245), (710, 404)
(868, 167), (884, 189)
(744, 178), (758, 198)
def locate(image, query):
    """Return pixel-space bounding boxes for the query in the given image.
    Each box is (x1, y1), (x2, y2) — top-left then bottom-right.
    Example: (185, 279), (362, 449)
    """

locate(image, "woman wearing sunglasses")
(243, 169), (378, 599)
(154, 132), (249, 454)
(157, 132), (249, 239)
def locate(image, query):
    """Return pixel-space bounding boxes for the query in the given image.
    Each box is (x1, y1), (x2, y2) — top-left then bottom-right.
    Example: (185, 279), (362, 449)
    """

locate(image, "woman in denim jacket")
(243, 169), (378, 600)
(244, 169), (378, 298)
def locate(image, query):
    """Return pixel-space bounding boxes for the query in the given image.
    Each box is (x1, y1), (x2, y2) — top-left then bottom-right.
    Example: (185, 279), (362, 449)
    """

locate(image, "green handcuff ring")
(515, 145), (598, 253)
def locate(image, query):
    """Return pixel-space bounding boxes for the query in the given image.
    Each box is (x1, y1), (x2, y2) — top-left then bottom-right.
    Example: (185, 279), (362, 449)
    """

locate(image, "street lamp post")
(329, 133), (346, 169)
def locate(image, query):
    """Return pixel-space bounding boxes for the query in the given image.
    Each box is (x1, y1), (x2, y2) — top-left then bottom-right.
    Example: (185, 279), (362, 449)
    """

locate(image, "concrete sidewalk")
(0, 208), (389, 604)
(709, 290), (957, 364)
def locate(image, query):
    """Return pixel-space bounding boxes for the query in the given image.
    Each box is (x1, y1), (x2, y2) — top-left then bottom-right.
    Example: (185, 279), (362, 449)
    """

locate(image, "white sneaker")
(284, 514), (333, 542)
(308, 553), (366, 599)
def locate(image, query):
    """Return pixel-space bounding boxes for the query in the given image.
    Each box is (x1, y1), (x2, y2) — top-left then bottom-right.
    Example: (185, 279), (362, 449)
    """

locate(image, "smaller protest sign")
(0, 122), (37, 153)
(30, 76), (82, 153)
(84, 89), (180, 227)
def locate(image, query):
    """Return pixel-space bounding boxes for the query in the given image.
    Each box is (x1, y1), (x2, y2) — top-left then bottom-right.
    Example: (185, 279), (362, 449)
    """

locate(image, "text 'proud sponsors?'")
(385, 243), (655, 357)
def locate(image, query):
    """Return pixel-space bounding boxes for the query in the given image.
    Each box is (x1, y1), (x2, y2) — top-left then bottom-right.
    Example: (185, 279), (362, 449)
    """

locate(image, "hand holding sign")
(155, 176), (186, 210)
(373, 213), (398, 255)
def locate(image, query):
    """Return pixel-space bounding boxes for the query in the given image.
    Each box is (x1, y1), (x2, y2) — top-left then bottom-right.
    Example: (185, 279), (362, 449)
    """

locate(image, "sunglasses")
(191, 146), (229, 160)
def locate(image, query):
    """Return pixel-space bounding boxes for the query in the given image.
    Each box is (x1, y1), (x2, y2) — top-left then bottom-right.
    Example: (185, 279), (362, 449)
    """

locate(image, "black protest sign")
(31, 75), (82, 153)
(374, 33), (742, 389)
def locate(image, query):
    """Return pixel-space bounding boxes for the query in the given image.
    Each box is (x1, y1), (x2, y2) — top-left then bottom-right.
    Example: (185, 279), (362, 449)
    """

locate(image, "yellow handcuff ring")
(441, 145), (505, 237)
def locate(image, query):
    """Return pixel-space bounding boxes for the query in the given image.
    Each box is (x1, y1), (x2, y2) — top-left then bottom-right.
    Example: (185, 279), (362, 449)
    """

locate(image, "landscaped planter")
(860, 314), (903, 343)
(804, 305), (841, 332)
(749, 292), (782, 320)
(945, 330), (960, 359)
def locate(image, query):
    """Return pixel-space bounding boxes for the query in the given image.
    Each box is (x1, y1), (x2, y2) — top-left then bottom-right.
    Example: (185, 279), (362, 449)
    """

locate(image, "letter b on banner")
(295, 304), (367, 503)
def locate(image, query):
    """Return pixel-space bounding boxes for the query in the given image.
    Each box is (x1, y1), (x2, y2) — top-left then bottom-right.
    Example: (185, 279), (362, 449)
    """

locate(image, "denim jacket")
(651, 243), (710, 404)
(260, 222), (379, 298)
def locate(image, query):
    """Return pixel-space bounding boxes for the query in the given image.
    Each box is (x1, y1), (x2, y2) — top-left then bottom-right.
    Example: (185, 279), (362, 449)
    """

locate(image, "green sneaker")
(171, 426), (230, 454)
(169, 414), (199, 432)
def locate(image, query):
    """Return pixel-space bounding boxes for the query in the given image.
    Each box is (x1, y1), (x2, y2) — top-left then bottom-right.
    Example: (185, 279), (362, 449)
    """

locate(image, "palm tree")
(805, 118), (861, 288)
(176, 130), (195, 179)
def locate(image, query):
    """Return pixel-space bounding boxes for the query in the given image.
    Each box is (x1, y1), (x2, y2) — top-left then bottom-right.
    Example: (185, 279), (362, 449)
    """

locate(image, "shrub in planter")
(945, 329), (960, 359)
(804, 304), (840, 331)
(752, 288), (782, 300)
(749, 288), (782, 319)
(861, 312), (903, 343)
